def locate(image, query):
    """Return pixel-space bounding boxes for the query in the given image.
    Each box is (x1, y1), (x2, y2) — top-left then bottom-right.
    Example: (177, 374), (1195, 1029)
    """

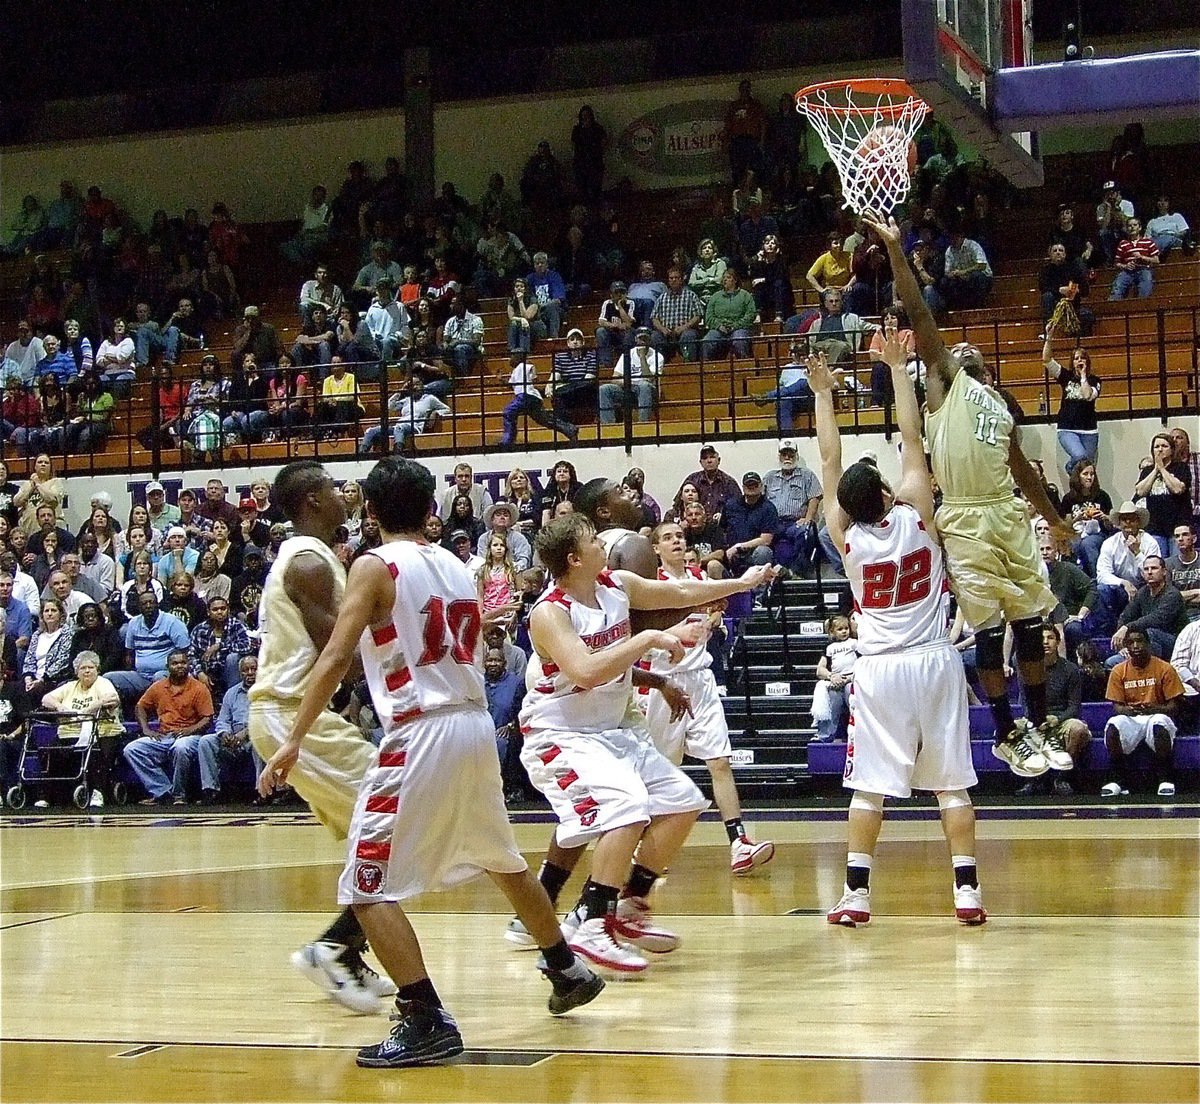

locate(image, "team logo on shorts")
(355, 862), (385, 895)
(580, 809), (598, 827)
(843, 737), (855, 781)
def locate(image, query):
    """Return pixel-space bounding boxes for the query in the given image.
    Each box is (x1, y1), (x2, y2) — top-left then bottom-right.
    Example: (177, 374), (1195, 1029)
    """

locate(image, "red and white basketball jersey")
(648, 565), (712, 675)
(520, 569), (633, 733)
(360, 540), (486, 738)
(844, 503), (951, 655)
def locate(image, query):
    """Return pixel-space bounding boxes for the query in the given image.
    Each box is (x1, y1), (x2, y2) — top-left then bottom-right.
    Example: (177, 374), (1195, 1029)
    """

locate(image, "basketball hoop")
(795, 78), (930, 215)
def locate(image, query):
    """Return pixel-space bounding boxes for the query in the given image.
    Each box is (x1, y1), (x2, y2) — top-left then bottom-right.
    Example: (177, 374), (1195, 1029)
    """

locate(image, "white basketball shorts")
(644, 668), (732, 765)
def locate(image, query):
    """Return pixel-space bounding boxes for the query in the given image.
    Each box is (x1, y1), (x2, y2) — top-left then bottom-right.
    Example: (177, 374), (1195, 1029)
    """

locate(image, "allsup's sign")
(618, 100), (727, 178)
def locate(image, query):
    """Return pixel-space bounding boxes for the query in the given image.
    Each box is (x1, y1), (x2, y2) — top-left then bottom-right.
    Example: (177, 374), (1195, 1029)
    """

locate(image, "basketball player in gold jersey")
(865, 211), (1076, 778)
(248, 460), (394, 1014)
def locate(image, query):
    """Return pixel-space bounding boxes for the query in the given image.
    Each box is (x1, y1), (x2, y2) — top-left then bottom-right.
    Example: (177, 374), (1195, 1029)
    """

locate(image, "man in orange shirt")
(1103, 628), (1185, 798)
(124, 648), (215, 805)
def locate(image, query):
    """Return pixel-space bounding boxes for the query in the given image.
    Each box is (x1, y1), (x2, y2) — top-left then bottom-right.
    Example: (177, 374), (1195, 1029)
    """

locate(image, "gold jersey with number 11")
(925, 369), (1015, 504)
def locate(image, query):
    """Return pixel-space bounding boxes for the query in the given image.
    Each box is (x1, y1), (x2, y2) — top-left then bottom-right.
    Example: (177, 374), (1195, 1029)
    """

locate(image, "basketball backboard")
(903, 0), (1043, 186)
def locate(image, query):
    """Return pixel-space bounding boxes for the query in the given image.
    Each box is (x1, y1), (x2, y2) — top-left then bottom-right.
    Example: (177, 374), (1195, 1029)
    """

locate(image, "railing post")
(149, 371), (162, 477)
(1156, 309), (1169, 422)
(622, 353), (633, 454)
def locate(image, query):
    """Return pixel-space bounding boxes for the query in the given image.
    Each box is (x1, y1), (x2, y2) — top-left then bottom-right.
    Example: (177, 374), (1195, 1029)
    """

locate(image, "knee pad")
(849, 791), (885, 814)
(1012, 617), (1045, 664)
(974, 625), (1006, 670)
(936, 789), (972, 811)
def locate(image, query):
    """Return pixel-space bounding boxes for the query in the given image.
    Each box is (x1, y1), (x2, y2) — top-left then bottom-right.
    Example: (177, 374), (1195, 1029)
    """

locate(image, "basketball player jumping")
(260, 459), (604, 1069)
(247, 460), (396, 1014)
(519, 513), (776, 973)
(811, 338), (985, 925)
(865, 210), (1075, 779)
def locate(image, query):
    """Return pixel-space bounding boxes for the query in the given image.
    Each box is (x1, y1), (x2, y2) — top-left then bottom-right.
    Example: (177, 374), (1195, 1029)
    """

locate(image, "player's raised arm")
(809, 350), (849, 548)
(528, 601), (683, 689)
(862, 209), (954, 408)
(614, 563), (776, 610)
(882, 334), (936, 524)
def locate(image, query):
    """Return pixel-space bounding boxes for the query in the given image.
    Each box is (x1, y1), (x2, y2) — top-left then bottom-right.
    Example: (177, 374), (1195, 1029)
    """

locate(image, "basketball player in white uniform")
(520, 513), (776, 973)
(260, 459), (604, 1069)
(248, 460), (395, 1014)
(646, 520), (774, 874)
(809, 337), (986, 926)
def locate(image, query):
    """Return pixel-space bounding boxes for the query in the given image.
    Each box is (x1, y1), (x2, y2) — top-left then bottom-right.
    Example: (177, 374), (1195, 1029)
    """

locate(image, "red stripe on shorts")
(538, 744), (562, 765)
(573, 795), (599, 816)
(365, 794), (399, 813)
(556, 768), (579, 790)
(356, 840), (391, 861)
(378, 750), (408, 768)
(372, 623), (398, 647)
(385, 666), (412, 691)
(392, 707), (423, 727)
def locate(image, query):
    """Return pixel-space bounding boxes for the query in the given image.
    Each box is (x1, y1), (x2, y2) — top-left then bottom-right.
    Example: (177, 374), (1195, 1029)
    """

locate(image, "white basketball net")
(796, 82), (930, 215)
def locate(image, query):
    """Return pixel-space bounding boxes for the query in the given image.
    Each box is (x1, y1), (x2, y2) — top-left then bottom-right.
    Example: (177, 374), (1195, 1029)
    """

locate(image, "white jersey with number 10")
(843, 503), (951, 655)
(359, 540), (486, 740)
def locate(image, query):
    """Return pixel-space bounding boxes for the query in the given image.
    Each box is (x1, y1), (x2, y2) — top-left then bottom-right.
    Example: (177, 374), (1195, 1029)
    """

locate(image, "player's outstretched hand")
(659, 680), (694, 723)
(807, 350), (837, 393)
(742, 564), (780, 591)
(861, 209), (901, 247)
(258, 741), (301, 798)
(881, 333), (909, 372)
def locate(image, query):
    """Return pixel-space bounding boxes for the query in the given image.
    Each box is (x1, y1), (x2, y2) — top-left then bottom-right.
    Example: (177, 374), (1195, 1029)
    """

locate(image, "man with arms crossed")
(811, 338), (985, 926)
(262, 459), (604, 1069)
(866, 210), (1073, 779)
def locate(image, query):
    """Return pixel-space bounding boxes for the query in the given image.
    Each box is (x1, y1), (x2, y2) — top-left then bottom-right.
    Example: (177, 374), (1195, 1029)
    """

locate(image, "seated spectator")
(474, 220), (529, 298)
(506, 277), (546, 355)
(220, 353), (271, 444)
(2, 320), (46, 389)
(595, 280), (637, 370)
(538, 460), (580, 527)
(748, 234), (795, 324)
(810, 614), (857, 742)
(77, 533), (115, 595)
(722, 471), (778, 577)
(650, 266), (704, 363)
(1016, 623), (1091, 796)
(1166, 523), (1200, 621)
(1038, 244), (1093, 335)
(1, 570), (33, 658)
(484, 645), (526, 802)
(439, 462), (493, 519)
(192, 549), (231, 607)
(679, 499), (726, 579)
(131, 300), (179, 368)
(160, 571), (207, 633)
(1043, 331), (1100, 477)
(124, 649), (215, 805)
(21, 598), (73, 709)
(736, 196), (778, 258)
(688, 238), (728, 304)
(1171, 620), (1200, 729)
(789, 287), (872, 370)
(424, 257), (461, 319)
(360, 376), (450, 457)
(684, 444), (741, 524)
(199, 247), (240, 320)
(44, 556), (102, 616)
(843, 228), (893, 318)
(445, 528), (483, 574)
(500, 468), (542, 539)
(279, 185), (332, 266)
(235, 499), (270, 552)
(34, 333), (78, 388)
(1108, 555), (1189, 665)
(867, 307), (919, 409)
(1, 376), (41, 454)
(495, 356), (577, 448)
(1145, 195), (1193, 259)
(208, 518), (242, 580)
(1060, 461), (1113, 576)
(806, 230), (853, 298)
(194, 654), (263, 805)
(40, 649), (125, 809)
(1095, 180), (1134, 264)
(1102, 628), (1184, 798)
(444, 494), (485, 549)
(231, 306), (280, 371)
(626, 260), (667, 328)
(526, 253), (566, 339)
(119, 551), (164, 621)
(350, 241), (402, 310)
(600, 328), (660, 425)
(1135, 432), (1193, 556)
(68, 601), (123, 674)
(137, 363), (187, 452)
(297, 264), (344, 324)
(28, 502), (76, 558)
(702, 268), (756, 360)
(763, 441), (823, 576)
(264, 357), (310, 441)
(549, 327), (599, 426)
(231, 546), (265, 628)
(94, 318), (136, 397)
(1047, 203), (1095, 266)
(156, 527), (200, 586)
(316, 357), (363, 438)
(1043, 536), (1100, 657)
(109, 588), (191, 710)
(1109, 217), (1160, 300)
(362, 279), (410, 370)
(926, 229), (993, 312)
(438, 295), (484, 388)
(476, 533), (521, 633)
(290, 306), (335, 375)
(189, 594), (250, 700)
(64, 374), (114, 454)
(476, 502), (532, 571)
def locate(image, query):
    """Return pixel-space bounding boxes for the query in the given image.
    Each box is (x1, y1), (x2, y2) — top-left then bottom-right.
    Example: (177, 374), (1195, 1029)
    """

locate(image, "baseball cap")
(566, 327), (584, 340)
(449, 529), (471, 543)
(243, 544), (263, 559)
(146, 481), (165, 494)
(634, 326), (652, 339)
(239, 497), (257, 511)
(166, 526), (186, 539)
(1102, 180), (1117, 191)
(778, 439), (798, 454)
(610, 280), (627, 292)
(699, 444), (718, 458)
(742, 471), (762, 486)
(243, 305), (260, 318)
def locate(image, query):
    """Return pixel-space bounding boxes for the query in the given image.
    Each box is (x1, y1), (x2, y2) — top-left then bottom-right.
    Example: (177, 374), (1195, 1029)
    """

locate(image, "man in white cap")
(477, 502), (532, 570)
(764, 440), (822, 575)
(145, 481), (180, 533)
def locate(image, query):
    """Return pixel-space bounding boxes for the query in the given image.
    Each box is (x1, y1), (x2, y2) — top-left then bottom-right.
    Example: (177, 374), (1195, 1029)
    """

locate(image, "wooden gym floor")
(1, 806), (1197, 1103)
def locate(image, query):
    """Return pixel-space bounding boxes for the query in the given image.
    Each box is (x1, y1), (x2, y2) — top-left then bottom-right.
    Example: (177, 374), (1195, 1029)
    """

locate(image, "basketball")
(854, 125), (919, 178)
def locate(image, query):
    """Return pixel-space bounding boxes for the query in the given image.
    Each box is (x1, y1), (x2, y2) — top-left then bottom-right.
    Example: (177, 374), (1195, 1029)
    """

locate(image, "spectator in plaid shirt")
(650, 267), (705, 362)
(188, 595), (251, 700)
(1109, 217), (1160, 300)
